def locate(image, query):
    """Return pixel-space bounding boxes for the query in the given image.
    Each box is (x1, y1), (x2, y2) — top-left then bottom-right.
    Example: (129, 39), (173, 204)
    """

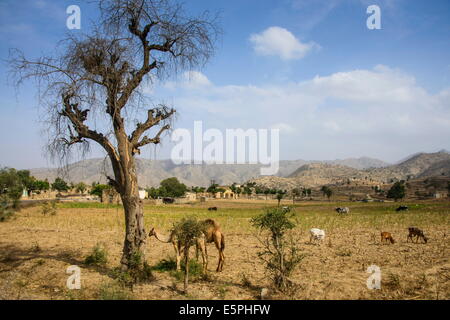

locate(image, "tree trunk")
(116, 157), (147, 271)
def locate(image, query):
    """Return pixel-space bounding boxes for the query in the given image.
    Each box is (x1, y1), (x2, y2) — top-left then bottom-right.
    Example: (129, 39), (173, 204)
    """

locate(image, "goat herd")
(310, 205), (428, 245)
(178, 204), (429, 273)
(206, 205), (429, 247)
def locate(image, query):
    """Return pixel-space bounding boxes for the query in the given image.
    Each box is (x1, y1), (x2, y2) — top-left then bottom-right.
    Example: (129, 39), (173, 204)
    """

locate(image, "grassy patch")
(170, 259), (204, 281)
(152, 258), (177, 272)
(58, 202), (123, 209)
(97, 282), (133, 300)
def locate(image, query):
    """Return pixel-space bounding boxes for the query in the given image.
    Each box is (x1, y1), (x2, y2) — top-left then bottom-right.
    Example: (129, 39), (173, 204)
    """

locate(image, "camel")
(149, 219), (225, 272)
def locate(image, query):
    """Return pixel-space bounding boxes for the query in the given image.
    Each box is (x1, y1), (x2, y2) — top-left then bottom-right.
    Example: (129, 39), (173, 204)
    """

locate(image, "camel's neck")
(153, 230), (173, 243)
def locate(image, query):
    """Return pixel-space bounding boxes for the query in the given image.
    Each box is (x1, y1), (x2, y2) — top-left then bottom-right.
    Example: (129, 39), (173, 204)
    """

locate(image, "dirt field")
(0, 199), (449, 300)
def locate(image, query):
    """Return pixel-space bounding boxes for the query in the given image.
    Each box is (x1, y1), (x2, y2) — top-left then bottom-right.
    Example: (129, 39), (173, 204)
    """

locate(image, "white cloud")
(183, 71), (212, 88)
(249, 26), (318, 60)
(155, 65), (450, 161)
(164, 71), (212, 90)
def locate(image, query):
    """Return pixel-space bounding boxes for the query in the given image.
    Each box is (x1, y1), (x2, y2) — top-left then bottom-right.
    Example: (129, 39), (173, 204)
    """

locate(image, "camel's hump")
(202, 219), (220, 228)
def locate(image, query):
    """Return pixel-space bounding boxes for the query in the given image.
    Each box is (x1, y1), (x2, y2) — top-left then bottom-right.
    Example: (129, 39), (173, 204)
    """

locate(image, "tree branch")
(61, 92), (119, 163)
(130, 106), (175, 144)
(134, 124), (171, 151)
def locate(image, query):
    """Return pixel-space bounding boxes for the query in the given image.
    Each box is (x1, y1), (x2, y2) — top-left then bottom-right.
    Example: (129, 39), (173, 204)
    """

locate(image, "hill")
(29, 156), (388, 187)
(252, 151), (450, 189)
(30, 152), (450, 189)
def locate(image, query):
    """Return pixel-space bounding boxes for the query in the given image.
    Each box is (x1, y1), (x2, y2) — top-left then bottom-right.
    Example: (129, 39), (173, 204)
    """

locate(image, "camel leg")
(213, 237), (221, 272)
(204, 241), (208, 272)
(219, 247), (225, 272)
(214, 234), (225, 272)
(217, 244), (224, 272)
(220, 234), (225, 272)
(199, 238), (208, 274)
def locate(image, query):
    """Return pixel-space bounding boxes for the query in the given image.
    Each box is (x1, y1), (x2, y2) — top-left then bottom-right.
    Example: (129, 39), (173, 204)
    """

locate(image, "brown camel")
(149, 219), (225, 272)
(149, 226), (207, 273)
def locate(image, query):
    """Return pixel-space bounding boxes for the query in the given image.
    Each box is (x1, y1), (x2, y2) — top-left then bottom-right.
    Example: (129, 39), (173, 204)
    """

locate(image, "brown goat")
(380, 232), (395, 244)
(407, 227), (428, 243)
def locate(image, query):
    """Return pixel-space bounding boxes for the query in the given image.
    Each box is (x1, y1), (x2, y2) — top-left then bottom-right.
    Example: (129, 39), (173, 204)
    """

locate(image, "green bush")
(90, 184), (110, 198)
(84, 244), (108, 266)
(110, 259), (154, 287)
(251, 207), (304, 292)
(0, 196), (16, 222)
(171, 218), (204, 293)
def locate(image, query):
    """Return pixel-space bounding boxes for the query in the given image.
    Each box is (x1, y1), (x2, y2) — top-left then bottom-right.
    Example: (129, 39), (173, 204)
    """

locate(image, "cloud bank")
(157, 65), (450, 161)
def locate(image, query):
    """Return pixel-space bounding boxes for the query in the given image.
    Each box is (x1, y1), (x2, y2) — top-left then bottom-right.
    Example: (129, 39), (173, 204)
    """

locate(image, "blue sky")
(1, 0), (450, 169)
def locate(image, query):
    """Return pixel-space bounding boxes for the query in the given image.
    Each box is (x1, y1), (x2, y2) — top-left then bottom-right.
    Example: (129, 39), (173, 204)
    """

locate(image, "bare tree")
(8, 0), (220, 272)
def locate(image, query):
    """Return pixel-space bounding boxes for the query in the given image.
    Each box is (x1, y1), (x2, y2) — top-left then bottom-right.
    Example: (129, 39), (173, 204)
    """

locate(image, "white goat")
(310, 228), (325, 243)
(336, 207), (349, 215)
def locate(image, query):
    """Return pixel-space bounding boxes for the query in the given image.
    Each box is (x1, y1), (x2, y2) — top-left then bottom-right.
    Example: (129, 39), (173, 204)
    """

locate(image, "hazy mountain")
(288, 163), (363, 186)
(367, 151), (450, 182)
(394, 149), (449, 165)
(416, 159), (450, 178)
(324, 157), (389, 169)
(29, 156), (389, 187)
(252, 151), (450, 189)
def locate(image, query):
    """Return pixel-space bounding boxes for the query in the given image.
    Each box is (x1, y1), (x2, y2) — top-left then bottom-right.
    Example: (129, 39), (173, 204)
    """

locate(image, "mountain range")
(252, 151), (450, 189)
(29, 151), (450, 188)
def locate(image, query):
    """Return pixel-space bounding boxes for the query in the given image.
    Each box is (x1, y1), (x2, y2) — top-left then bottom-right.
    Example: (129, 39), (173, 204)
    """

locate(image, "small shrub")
(126, 250), (155, 284)
(84, 244), (108, 266)
(0, 195), (16, 222)
(40, 201), (57, 216)
(171, 218), (204, 293)
(110, 255), (154, 287)
(385, 273), (401, 291)
(110, 268), (134, 287)
(251, 207), (305, 292)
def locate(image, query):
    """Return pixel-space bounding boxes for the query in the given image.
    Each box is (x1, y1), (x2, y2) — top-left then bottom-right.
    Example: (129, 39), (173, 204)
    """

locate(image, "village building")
(213, 187), (238, 199)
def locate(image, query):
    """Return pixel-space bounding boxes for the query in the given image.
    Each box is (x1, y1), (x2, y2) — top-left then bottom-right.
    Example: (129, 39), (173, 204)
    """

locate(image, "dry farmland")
(0, 199), (449, 300)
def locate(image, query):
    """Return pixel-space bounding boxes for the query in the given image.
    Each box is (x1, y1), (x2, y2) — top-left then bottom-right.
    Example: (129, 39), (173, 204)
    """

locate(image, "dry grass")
(0, 199), (448, 300)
